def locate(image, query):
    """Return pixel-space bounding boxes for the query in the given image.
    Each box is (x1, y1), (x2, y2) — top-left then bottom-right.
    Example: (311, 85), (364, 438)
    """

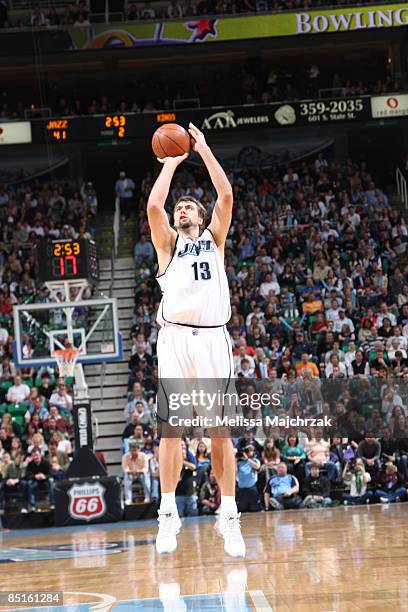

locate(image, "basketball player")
(147, 122), (245, 558)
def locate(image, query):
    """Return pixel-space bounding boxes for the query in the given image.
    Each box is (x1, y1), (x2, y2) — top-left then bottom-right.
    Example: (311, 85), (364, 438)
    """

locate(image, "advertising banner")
(0, 5), (405, 56)
(371, 94), (408, 119)
(0, 122), (32, 145)
(54, 476), (122, 526)
(69, 4), (408, 50)
(27, 97), (372, 145)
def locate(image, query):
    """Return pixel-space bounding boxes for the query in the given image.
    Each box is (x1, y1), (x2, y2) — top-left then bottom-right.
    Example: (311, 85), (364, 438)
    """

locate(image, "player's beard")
(178, 219), (194, 229)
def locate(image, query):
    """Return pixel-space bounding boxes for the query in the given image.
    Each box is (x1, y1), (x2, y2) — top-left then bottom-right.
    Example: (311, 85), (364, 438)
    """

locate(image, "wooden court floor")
(1, 504), (407, 611)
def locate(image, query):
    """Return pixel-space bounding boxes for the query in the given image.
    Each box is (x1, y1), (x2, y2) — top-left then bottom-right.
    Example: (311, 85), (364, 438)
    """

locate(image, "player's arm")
(188, 122), (233, 247)
(147, 154), (187, 253)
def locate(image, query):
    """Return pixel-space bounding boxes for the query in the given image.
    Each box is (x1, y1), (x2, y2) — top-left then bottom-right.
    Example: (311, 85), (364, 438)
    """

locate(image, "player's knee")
(210, 432), (233, 451)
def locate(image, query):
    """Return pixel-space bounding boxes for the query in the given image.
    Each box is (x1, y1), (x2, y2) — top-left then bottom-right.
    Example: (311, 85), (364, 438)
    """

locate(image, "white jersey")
(156, 228), (231, 327)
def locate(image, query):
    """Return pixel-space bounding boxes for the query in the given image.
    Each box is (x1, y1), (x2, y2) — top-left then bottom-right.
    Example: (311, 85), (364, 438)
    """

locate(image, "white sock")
(220, 495), (238, 514)
(160, 492), (177, 510)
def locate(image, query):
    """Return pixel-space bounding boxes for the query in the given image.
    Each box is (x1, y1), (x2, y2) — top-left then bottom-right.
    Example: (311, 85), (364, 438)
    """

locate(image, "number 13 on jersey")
(192, 261), (211, 280)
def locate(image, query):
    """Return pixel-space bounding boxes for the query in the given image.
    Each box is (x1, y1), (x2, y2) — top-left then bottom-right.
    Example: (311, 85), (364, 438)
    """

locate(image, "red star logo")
(186, 20), (218, 42)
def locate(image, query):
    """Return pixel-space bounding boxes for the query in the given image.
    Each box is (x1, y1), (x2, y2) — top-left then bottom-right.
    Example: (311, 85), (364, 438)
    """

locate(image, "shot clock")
(35, 239), (99, 284)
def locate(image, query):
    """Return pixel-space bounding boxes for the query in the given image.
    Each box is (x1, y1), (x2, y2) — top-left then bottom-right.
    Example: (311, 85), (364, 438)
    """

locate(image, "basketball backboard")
(13, 297), (123, 367)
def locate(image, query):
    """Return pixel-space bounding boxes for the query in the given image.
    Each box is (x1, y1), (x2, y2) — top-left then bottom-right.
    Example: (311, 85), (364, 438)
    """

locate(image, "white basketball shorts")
(156, 322), (238, 425)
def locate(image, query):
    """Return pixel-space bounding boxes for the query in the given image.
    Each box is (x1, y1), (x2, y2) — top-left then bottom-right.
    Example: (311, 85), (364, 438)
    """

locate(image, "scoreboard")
(37, 114), (130, 144)
(5, 94), (407, 146)
(27, 97), (374, 145)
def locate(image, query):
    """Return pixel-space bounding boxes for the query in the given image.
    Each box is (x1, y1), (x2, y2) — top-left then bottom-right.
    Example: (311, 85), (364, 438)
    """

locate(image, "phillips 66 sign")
(68, 482), (107, 521)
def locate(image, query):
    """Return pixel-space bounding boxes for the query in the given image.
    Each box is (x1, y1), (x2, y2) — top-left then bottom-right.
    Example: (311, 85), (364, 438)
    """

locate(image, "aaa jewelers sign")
(201, 110), (269, 130)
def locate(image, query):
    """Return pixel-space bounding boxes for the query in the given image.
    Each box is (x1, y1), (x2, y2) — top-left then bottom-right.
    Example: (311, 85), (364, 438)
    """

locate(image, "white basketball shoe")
(215, 511), (246, 558)
(156, 508), (182, 554)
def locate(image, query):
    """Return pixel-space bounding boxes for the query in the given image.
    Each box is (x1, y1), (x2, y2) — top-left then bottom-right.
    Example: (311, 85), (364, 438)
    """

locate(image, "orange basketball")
(151, 123), (191, 158)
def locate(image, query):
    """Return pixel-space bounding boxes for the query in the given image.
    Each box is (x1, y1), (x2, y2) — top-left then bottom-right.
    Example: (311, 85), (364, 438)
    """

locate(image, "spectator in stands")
(281, 434), (306, 477)
(27, 432), (48, 456)
(195, 440), (211, 489)
(264, 462), (302, 511)
(259, 438), (281, 484)
(25, 447), (54, 511)
(397, 430), (408, 480)
(379, 427), (397, 465)
(49, 380), (73, 414)
(350, 351), (369, 377)
(44, 405), (72, 434)
(1, 412), (21, 441)
(30, 7), (49, 26)
(136, 399), (154, 427)
(149, 442), (160, 501)
(73, 13), (90, 26)
(49, 454), (66, 481)
(342, 459), (373, 505)
(0, 451), (27, 513)
(138, 2), (156, 19)
(330, 434), (355, 472)
(36, 373), (54, 400)
(51, 431), (72, 455)
(134, 235), (154, 267)
(25, 394), (49, 423)
(302, 463), (332, 508)
(357, 431), (381, 477)
(305, 430), (338, 481)
(122, 441), (150, 504)
(374, 462), (406, 504)
(127, 424), (146, 451)
(236, 444), (261, 513)
(46, 438), (70, 472)
(127, 3), (138, 20)
(116, 171), (135, 222)
(122, 411), (142, 440)
(295, 353), (320, 377)
(167, 0), (183, 18)
(127, 380), (149, 404)
(6, 373), (30, 404)
(198, 471), (221, 515)
(0, 451), (11, 479)
(80, 181), (98, 217)
(175, 440), (198, 517)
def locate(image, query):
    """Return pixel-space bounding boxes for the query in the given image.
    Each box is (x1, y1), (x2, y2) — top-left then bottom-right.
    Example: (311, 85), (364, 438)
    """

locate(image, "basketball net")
(52, 347), (81, 378)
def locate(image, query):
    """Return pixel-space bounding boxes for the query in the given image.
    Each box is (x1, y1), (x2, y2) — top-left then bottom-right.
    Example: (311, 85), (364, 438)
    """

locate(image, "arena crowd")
(0, 178), (97, 513)
(1, 70), (399, 122)
(0, 0), (385, 29)
(124, 152), (408, 514)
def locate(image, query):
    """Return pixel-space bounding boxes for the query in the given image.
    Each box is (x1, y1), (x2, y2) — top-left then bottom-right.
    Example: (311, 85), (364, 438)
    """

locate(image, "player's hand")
(157, 152), (188, 166)
(188, 122), (207, 152)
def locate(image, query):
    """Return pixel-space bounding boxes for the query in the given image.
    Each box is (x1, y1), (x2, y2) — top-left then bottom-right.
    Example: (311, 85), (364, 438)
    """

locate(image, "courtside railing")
(95, 199), (120, 451)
